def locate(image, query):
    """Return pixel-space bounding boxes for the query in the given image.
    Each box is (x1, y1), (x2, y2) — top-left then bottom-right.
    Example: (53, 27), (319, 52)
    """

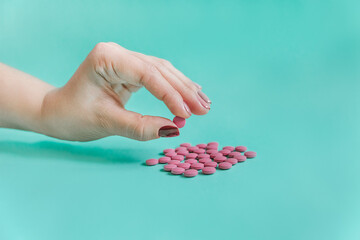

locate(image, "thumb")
(108, 108), (179, 141)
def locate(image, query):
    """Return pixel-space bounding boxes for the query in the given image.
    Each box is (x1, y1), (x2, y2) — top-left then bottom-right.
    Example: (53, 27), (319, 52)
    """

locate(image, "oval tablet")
(178, 162), (191, 169)
(236, 155), (247, 162)
(176, 150), (189, 156)
(206, 149), (218, 154)
(186, 153), (198, 159)
(208, 142), (219, 146)
(196, 143), (207, 149)
(171, 167), (185, 175)
(164, 164), (177, 171)
(198, 153), (210, 159)
(194, 148), (206, 154)
(187, 146), (198, 152)
(175, 147), (187, 152)
(219, 149), (231, 156)
(226, 158), (237, 165)
(168, 160), (181, 165)
(185, 159), (198, 164)
(202, 167), (216, 175)
(244, 151), (257, 158)
(199, 158), (212, 164)
(163, 149), (175, 154)
(214, 156), (227, 163)
(223, 146), (235, 151)
(184, 169), (198, 177)
(173, 116), (186, 128)
(146, 158), (158, 166)
(204, 161), (217, 168)
(159, 157), (171, 164)
(206, 145), (218, 150)
(228, 152), (242, 158)
(180, 143), (191, 148)
(235, 146), (247, 152)
(219, 162), (232, 170)
(211, 153), (223, 159)
(172, 155), (184, 161)
(191, 162), (204, 170)
(165, 152), (177, 157)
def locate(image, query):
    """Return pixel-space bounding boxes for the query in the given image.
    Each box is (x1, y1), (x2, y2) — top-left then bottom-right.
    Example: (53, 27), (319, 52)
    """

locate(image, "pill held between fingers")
(219, 149), (231, 156)
(235, 146), (247, 152)
(169, 160), (181, 165)
(196, 144), (207, 149)
(185, 159), (198, 164)
(165, 152), (177, 157)
(178, 162), (191, 169)
(184, 169), (198, 177)
(226, 158), (238, 165)
(236, 155), (247, 162)
(173, 116), (186, 128)
(223, 146), (235, 151)
(191, 162), (204, 170)
(202, 167), (216, 175)
(163, 149), (175, 154)
(199, 158), (212, 164)
(171, 167), (185, 175)
(180, 143), (192, 148)
(186, 153), (198, 159)
(219, 162), (232, 170)
(164, 164), (177, 171)
(244, 151), (257, 158)
(159, 157), (171, 164)
(194, 148), (206, 154)
(146, 158), (159, 166)
(172, 155), (184, 161)
(198, 153), (210, 159)
(214, 156), (227, 163)
(204, 161), (217, 168)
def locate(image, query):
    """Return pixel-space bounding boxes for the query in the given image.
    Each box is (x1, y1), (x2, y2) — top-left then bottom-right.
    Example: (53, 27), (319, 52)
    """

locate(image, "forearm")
(0, 63), (55, 134)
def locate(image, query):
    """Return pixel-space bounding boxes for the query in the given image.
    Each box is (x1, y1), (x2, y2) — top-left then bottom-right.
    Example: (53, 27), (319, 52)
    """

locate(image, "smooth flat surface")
(1, 0), (360, 239)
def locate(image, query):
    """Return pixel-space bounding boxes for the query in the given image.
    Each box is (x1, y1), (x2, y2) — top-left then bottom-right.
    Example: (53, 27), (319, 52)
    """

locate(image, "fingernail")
(184, 102), (192, 116)
(158, 126), (180, 137)
(198, 90), (211, 104)
(194, 82), (202, 89)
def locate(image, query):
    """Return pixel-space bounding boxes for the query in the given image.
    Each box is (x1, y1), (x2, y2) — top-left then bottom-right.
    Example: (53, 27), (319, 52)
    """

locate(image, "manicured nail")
(158, 126), (180, 137)
(194, 82), (202, 89)
(198, 90), (211, 104)
(184, 102), (192, 116)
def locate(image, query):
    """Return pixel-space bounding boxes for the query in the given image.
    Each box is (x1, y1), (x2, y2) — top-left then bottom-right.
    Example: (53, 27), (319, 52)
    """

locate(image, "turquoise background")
(1, 0), (360, 239)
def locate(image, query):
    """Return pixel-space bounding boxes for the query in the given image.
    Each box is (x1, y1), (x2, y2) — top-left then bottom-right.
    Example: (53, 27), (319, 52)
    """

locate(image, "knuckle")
(132, 115), (146, 141)
(159, 58), (172, 67)
(139, 63), (159, 85)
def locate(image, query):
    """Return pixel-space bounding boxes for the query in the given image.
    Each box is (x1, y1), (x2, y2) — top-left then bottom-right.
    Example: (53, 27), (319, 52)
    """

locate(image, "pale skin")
(0, 42), (211, 141)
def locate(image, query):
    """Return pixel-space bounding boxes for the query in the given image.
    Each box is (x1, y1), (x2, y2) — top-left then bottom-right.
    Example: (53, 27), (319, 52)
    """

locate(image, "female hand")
(40, 42), (211, 141)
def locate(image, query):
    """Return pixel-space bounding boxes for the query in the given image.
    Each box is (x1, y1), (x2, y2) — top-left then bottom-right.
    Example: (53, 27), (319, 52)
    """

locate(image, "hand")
(40, 42), (212, 141)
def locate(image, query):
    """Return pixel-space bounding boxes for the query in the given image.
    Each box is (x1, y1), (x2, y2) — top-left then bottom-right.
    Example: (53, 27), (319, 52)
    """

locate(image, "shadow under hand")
(0, 141), (144, 164)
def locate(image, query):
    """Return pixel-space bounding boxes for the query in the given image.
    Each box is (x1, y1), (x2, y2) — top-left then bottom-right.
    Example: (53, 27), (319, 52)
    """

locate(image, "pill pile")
(145, 142), (257, 177)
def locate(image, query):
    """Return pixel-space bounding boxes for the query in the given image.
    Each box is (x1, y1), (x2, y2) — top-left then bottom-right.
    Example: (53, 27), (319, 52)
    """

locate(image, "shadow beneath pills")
(0, 140), (144, 164)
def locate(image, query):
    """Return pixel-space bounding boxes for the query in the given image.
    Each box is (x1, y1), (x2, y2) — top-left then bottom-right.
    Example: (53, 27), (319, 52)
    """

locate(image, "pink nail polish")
(158, 126), (180, 137)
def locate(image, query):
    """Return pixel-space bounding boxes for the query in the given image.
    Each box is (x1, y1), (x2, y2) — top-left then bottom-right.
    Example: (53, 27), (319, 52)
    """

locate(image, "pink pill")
(219, 149), (231, 156)
(165, 152), (177, 157)
(211, 152), (223, 159)
(159, 157), (171, 164)
(187, 146), (199, 152)
(191, 162), (204, 170)
(176, 150), (189, 156)
(226, 158), (238, 165)
(185, 159), (198, 164)
(244, 151), (257, 158)
(169, 160), (181, 165)
(180, 143), (192, 148)
(204, 161), (217, 168)
(208, 142), (219, 146)
(184, 169), (198, 177)
(198, 153), (210, 159)
(199, 158), (212, 164)
(171, 167), (185, 175)
(214, 155), (227, 163)
(173, 116), (186, 128)
(236, 155), (247, 162)
(219, 162), (232, 170)
(172, 155), (184, 161)
(164, 164), (177, 171)
(175, 147), (187, 152)
(194, 148), (206, 154)
(196, 143), (207, 149)
(163, 149), (175, 154)
(228, 152), (242, 158)
(206, 149), (218, 154)
(146, 158), (158, 166)
(178, 162), (191, 169)
(235, 146), (247, 152)
(206, 145), (218, 150)
(186, 153), (198, 159)
(223, 146), (235, 151)
(202, 167), (216, 175)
